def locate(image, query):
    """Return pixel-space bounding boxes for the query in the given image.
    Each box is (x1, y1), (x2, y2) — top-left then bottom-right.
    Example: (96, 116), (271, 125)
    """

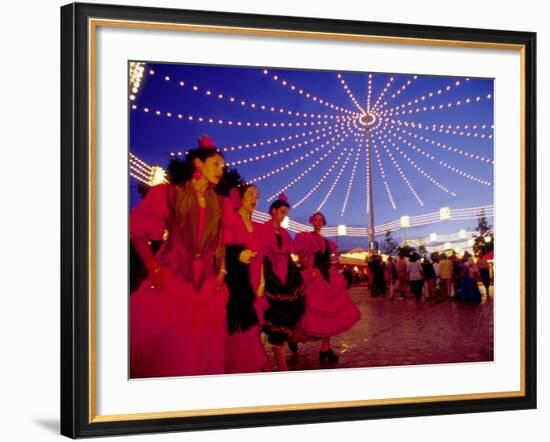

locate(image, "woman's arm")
(131, 236), (164, 287)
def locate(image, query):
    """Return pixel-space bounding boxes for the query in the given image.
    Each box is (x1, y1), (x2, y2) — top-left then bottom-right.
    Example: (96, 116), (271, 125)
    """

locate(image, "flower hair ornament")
(198, 134), (216, 149)
(278, 193), (289, 203)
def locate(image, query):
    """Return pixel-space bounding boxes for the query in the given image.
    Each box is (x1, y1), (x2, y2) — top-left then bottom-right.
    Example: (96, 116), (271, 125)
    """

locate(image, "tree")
(476, 210), (491, 235)
(397, 244), (417, 258)
(473, 210), (494, 256)
(381, 230), (399, 256)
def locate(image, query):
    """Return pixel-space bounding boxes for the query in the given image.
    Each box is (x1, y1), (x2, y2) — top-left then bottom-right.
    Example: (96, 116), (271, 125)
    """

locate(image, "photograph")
(58, 2), (537, 437)
(128, 62), (496, 379)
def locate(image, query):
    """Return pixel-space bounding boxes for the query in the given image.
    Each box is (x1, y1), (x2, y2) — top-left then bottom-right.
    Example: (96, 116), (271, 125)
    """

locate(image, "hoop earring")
(193, 169), (202, 180)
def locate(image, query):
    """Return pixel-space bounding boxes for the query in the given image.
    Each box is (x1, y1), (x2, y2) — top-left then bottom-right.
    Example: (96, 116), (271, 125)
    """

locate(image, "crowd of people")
(129, 136), (361, 379)
(355, 249), (493, 304)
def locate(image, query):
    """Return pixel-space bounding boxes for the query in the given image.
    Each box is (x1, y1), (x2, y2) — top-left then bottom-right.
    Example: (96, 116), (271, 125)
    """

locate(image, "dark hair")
(167, 147), (224, 184)
(409, 253), (420, 262)
(269, 199), (290, 214)
(237, 183), (258, 199)
(215, 166), (244, 196)
(309, 212), (327, 226)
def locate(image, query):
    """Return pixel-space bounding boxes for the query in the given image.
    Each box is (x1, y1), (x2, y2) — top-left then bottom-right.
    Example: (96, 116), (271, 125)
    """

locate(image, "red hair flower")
(198, 134), (216, 149)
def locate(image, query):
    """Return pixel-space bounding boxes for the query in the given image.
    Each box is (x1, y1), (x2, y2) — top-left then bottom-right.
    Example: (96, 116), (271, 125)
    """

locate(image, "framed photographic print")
(60, 2), (536, 438)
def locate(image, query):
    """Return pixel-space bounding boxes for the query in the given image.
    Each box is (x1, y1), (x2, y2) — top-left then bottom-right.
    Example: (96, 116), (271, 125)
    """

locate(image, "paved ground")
(265, 283), (494, 372)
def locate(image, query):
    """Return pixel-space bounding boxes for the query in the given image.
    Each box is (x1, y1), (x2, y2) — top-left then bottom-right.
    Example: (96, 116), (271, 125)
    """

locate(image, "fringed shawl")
(158, 181), (224, 290)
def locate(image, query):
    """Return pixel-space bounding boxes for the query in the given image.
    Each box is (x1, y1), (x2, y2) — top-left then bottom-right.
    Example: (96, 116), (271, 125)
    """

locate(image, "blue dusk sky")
(129, 62), (494, 245)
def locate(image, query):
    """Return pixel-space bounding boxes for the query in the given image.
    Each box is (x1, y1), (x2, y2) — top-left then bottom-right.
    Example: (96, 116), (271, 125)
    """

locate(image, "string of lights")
(340, 140), (362, 216)
(389, 118), (494, 139)
(247, 205), (494, 237)
(132, 104), (353, 129)
(129, 152), (152, 169)
(385, 130), (492, 186)
(376, 75), (418, 113)
(366, 74), (374, 112)
(224, 123), (346, 167)
(382, 135), (458, 197)
(316, 148), (354, 211)
(153, 71), (348, 120)
(371, 75), (396, 112)
(371, 126), (397, 210)
(387, 135), (490, 187)
(390, 125), (494, 164)
(166, 125), (346, 158)
(129, 163), (151, 182)
(130, 172), (150, 185)
(384, 91), (493, 117)
(249, 141), (336, 184)
(380, 77), (467, 115)
(129, 62), (146, 102)
(378, 132), (425, 207)
(294, 148), (349, 208)
(220, 126), (335, 153)
(129, 153), (168, 186)
(267, 131), (349, 202)
(129, 157), (152, 176)
(261, 69), (357, 115)
(336, 73), (365, 114)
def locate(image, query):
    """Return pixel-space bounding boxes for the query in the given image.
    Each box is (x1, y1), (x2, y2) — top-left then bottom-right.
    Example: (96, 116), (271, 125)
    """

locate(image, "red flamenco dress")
(259, 221), (305, 346)
(293, 232), (360, 340)
(130, 182), (228, 378)
(223, 209), (269, 373)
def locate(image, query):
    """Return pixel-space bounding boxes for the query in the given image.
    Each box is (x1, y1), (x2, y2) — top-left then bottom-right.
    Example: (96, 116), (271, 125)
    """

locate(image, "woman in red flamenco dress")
(259, 195), (305, 371)
(223, 184), (270, 373)
(291, 212), (361, 363)
(129, 136), (229, 378)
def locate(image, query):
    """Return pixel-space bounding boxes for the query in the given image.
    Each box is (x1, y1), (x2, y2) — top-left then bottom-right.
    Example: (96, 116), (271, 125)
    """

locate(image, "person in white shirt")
(407, 253), (424, 302)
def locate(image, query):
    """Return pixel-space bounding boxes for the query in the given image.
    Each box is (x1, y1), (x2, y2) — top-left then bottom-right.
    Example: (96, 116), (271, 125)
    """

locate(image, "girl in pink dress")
(223, 184), (270, 374)
(259, 195), (305, 371)
(291, 212), (361, 363)
(129, 136), (229, 378)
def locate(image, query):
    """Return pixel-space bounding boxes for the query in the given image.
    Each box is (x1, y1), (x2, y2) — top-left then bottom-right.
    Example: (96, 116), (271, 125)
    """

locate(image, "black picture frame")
(61, 2), (537, 438)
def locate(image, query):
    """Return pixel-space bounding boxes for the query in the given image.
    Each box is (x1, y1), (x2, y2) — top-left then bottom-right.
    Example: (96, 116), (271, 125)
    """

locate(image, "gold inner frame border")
(87, 17), (527, 423)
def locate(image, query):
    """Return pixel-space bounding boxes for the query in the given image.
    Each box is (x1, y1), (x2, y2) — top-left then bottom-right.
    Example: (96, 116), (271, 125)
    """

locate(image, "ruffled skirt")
(225, 321), (269, 374)
(130, 269), (228, 378)
(294, 268), (360, 339)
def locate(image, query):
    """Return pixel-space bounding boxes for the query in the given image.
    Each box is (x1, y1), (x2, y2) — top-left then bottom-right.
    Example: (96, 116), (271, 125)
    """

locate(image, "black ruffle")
(262, 256), (305, 345)
(225, 244), (259, 335)
(313, 238), (331, 282)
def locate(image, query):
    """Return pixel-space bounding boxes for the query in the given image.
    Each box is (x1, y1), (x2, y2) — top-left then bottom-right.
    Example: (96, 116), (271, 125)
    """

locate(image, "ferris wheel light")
(400, 216), (410, 228)
(281, 216), (290, 228)
(338, 224), (348, 236)
(440, 207), (452, 221)
(149, 166), (167, 186)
